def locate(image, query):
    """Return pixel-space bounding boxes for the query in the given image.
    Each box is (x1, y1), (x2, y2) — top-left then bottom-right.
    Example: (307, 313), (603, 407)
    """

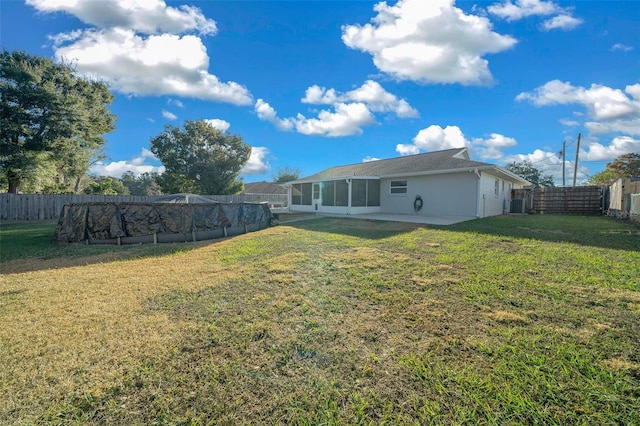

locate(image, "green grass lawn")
(1, 215), (639, 425)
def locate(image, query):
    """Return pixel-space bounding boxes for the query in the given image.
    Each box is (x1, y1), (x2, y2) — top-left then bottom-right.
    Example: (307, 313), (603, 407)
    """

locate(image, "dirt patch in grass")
(488, 310), (529, 324)
(516, 226), (569, 235)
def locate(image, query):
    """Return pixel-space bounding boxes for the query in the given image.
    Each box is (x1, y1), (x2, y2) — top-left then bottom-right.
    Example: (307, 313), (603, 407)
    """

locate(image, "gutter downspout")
(474, 169), (482, 218)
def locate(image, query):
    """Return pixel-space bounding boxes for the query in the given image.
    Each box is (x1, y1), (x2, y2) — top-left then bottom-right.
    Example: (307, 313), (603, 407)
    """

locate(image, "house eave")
(288, 175), (380, 184)
(289, 166), (531, 185)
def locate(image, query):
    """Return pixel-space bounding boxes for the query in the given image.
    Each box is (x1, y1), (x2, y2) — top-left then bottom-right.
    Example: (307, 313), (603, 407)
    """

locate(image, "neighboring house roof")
(291, 148), (531, 185)
(243, 181), (288, 195)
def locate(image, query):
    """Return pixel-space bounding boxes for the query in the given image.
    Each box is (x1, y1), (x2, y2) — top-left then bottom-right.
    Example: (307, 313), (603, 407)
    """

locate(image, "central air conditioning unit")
(510, 198), (525, 214)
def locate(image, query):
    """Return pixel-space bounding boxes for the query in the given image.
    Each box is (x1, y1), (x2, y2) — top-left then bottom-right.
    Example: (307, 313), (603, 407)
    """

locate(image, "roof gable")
(243, 181), (287, 194)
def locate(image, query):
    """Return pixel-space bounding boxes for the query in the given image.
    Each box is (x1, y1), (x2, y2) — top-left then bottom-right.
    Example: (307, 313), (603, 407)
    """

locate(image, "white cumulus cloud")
(241, 147), (270, 175)
(27, 0), (217, 34)
(168, 99), (185, 108)
(611, 43), (633, 52)
(584, 119), (640, 136)
(260, 100), (376, 137)
(541, 14), (582, 31)
(302, 80), (418, 118)
(504, 149), (588, 184)
(396, 125), (519, 162)
(525, 81), (640, 162)
(342, 0), (516, 86)
(516, 80), (640, 121)
(294, 103), (376, 137)
(254, 99), (295, 131)
(91, 148), (165, 178)
(401, 125), (471, 153)
(162, 109), (177, 120)
(487, 0), (560, 20)
(257, 81), (407, 137)
(31, 0), (252, 105)
(204, 119), (231, 132)
(363, 156), (381, 162)
(581, 136), (640, 162)
(472, 133), (518, 160)
(488, 0), (582, 31)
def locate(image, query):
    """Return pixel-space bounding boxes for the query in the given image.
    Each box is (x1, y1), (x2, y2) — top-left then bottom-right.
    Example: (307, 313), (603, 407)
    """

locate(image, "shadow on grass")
(285, 215), (640, 252)
(282, 216), (425, 240)
(0, 221), (238, 274)
(446, 215), (640, 252)
(3, 215), (638, 274)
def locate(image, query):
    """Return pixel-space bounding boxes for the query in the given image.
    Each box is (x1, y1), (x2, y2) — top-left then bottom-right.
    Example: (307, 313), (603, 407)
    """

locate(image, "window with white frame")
(390, 180), (408, 194)
(494, 179), (499, 196)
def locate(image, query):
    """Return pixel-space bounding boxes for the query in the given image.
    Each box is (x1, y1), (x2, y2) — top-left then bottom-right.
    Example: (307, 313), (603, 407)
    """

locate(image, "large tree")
(505, 160), (555, 187)
(84, 175), (130, 195)
(150, 120), (251, 195)
(0, 50), (115, 193)
(121, 171), (163, 196)
(587, 153), (640, 185)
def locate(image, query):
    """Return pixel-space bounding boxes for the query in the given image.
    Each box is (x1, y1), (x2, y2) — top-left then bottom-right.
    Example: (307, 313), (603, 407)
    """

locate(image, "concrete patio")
(273, 209), (476, 225)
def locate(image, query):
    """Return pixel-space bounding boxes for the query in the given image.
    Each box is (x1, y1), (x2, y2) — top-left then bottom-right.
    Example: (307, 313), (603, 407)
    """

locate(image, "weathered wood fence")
(511, 186), (605, 215)
(0, 193), (288, 221)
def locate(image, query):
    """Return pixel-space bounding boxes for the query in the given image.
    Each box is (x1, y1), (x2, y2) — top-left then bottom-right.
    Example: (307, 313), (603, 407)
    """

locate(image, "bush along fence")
(0, 193), (288, 221)
(511, 186), (606, 215)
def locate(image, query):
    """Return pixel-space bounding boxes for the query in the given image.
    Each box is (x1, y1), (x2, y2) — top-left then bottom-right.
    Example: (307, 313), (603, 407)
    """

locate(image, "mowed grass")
(1, 215), (639, 425)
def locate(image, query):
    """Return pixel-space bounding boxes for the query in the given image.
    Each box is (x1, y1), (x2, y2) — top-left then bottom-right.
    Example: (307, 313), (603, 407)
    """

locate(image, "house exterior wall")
(478, 171), (515, 217)
(289, 170), (526, 218)
(379, 172), (478, 217)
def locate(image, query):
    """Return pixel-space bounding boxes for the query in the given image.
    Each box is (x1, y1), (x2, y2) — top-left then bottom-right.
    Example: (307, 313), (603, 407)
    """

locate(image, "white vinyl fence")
(630, 194), (640, 223)
(0, 193), (288, 221)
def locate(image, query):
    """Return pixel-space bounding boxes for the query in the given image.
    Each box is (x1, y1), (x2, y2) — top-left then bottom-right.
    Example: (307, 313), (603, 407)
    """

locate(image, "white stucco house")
(286, 148), (531, 219)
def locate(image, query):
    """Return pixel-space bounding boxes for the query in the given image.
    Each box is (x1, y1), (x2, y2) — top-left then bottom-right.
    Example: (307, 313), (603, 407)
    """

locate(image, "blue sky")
(2, 0), (639, 184)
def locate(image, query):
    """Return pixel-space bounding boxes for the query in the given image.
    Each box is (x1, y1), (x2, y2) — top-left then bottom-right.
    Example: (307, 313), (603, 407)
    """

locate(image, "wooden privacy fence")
(511, 186), (605, 215)
(0, 193), (288, 221)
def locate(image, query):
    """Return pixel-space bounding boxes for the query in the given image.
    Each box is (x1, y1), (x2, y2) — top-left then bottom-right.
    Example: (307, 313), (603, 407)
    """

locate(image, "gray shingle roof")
(243, 181), (288, 194)
(294, 148), (497, 182)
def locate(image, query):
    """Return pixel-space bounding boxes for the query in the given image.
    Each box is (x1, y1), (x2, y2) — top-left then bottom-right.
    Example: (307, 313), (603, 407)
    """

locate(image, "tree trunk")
(7, 170), (21, 194)
(74, 176), (82, 194)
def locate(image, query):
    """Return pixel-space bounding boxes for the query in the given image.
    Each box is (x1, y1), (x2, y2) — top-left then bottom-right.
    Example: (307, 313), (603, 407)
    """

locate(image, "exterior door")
(313, 183), (320, 210)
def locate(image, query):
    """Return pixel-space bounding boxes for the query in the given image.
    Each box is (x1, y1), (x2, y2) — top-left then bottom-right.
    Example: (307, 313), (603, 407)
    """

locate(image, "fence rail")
(0, 193), (288, 221)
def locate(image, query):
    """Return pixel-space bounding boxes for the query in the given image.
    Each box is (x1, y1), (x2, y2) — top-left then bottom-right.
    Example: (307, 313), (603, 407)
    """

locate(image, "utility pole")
(572, 133), (581, 187)
(561, 140), (566, 187)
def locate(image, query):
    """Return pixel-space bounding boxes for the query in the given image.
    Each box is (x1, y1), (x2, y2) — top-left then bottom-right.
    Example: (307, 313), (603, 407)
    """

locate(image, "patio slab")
(273, 210), (476, 225)
(330, 213), (476, 225)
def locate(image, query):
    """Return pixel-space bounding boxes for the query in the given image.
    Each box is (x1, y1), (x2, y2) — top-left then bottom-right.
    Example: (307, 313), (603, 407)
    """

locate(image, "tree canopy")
(505, 160), (555, 187)
(0, 50), (116, 193)
(587, 153), (640, 185)
(150, 120), (251, 195)
(272, 166), (301, 183)
(83, 175), (130, 195)
(121, 171), (163, 196)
